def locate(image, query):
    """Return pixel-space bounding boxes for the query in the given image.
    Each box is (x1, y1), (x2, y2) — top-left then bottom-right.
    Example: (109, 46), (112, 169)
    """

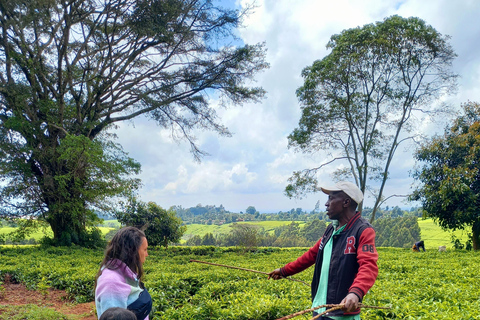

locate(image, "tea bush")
(0, 246), (479, 319)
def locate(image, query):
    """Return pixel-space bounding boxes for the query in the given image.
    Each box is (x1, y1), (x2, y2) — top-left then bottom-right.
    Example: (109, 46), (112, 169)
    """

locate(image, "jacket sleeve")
(280, 237), (322, 276)
(348, 227), (378, 301)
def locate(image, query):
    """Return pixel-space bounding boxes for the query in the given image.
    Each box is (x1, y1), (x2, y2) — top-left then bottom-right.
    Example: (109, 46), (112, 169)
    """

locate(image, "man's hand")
(267, 268), (283, 280)
(341, 293), (359, 313)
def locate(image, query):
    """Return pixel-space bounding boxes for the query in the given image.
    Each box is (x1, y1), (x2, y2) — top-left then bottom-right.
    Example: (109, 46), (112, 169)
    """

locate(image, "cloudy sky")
(112, 0), (480, 213)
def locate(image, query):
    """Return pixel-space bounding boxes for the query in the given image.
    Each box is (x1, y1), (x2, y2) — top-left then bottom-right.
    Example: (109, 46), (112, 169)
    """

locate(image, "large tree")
(0, 0), (268, 245)
(286, 15), (457, 222)
(411, 102), (480, 250)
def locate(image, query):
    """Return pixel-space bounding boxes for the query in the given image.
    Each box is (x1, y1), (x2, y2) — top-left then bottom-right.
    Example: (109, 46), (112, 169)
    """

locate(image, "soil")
(0, 274), (96, 319)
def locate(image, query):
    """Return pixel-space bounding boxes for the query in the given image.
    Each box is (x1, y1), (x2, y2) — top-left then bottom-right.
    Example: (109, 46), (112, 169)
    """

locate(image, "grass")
(101, 220), (121, 228)
(0, 227), (53, 240)
(417, 218), (470, 249)
(183, 220), (307, 238)
(0, 226), (114, 242)
(0, 304), (70, 320)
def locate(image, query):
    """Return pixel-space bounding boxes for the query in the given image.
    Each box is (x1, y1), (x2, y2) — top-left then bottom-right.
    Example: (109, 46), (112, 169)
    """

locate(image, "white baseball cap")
(320, 181), (363, 204)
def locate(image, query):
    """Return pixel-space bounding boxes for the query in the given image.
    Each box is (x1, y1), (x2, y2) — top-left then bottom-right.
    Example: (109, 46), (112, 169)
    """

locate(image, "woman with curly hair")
(95, 227), (152, 320)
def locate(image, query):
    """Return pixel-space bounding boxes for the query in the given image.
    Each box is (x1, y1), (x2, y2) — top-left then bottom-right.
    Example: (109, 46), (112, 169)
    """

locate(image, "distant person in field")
(95, 227), (152, 320)
(99, 307), (137, 320)
(412, 240), (425, 252)
(268, 181), (378, 320)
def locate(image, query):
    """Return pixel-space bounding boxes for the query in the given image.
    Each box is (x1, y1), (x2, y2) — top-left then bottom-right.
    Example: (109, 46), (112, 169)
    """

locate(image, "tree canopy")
(245, 206), (257, 215)
(0, 0), (267, 245)
(286, 15), (457, 222)
(411, 102), (480, 250)
(373, 216), (420, 248)
(117, 199), (186, 248)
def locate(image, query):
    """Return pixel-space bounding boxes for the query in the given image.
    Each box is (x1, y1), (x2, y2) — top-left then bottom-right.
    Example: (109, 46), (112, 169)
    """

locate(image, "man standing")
(268, 181), (378, 319)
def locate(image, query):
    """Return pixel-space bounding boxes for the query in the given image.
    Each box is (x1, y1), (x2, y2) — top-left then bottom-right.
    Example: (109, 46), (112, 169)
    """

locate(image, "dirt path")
(0, 275), (96, 319)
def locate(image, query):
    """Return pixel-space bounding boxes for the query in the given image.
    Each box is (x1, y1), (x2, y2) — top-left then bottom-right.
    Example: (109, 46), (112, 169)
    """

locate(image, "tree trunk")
(472, 219), (480, 251)
(164, 236), (169, 249)
(42, 174), (88, 246)
(47, 203), (86, 245)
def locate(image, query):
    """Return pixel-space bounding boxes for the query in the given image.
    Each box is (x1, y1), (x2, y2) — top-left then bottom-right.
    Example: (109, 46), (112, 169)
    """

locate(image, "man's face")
(325, 191), (348, 220)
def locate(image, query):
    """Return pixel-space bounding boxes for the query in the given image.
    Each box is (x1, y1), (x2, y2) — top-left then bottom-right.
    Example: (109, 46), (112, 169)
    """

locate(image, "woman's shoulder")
(101, 259), (138, 280)
(98, 267), (127, 283)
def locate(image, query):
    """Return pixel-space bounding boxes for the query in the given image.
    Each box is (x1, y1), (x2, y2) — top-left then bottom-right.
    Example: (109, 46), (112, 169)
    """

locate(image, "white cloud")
(111, 0), (480, 212)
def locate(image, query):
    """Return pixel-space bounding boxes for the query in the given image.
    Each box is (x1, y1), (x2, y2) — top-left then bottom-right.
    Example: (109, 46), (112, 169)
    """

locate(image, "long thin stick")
(275, 304), (339, 320)
(310, 305), (344, 320)
(276, 303), (391, 320)
(189, 259), (309, 285)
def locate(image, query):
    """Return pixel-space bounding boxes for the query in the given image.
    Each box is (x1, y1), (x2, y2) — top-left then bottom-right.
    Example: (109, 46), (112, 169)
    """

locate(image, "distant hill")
(182, 220), (307, 238)
(182, 218), (469, 249)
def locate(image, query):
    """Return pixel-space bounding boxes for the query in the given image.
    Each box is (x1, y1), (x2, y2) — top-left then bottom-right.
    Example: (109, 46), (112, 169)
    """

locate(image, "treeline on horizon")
(182, 216), (420, 249)
(171, 204), (422, 249)
(1, 205), (422, 248)
(169, 203), (423, 225)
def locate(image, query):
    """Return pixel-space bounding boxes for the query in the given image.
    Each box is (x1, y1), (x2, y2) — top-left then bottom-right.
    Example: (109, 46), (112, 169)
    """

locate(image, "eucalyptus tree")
(0, 0), (268, 245)
(286, 15), (457, 222)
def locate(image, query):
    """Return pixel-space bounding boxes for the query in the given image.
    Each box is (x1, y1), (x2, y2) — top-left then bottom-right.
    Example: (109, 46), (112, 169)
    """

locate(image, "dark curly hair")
(99, 307), (136, 320)
(96, 227), (146, 286)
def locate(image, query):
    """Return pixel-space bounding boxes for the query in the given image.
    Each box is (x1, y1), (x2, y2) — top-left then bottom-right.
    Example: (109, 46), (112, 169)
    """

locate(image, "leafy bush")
(0, 246), (479, 319)
(39, 228), (105, 249)
(0, 304), (70, 320)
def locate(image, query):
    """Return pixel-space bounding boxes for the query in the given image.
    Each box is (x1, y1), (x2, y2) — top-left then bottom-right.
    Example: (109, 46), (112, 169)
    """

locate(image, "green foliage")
(183, 216), (465, 249)
(0, 0), (267, 247)
(0, 304), (70, 320)
(201, 233), (216, 246)
(0, 246), (100, 303)
(174, 203), (319, 225)
(362, 248), (480, 319)
(412, 101), (480, 250)
(287, 15), (457, 222)
(104, 228), (120, 242)
(185, 234), (202, 246)
(416, 218), (469, 249)
(245, 206), (257, 215)
(218, 224), (260, 250)
(299, 219), (327, 243)
(1, 246), (479, 319)
(117, 199), (187, 248)
(373, 217), (421, 248)
(272, 222), (309, 247)
(0, 131), (141, 247)
(39, 227), (105, 249)
(0, 223), (113, 245)
(210, 221), (315, 248)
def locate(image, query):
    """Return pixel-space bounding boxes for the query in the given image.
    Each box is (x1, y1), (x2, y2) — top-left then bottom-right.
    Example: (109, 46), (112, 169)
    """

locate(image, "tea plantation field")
(1, 217), (470, 249)
(182, 218), (469, 248)
(0, 246), (478, 319)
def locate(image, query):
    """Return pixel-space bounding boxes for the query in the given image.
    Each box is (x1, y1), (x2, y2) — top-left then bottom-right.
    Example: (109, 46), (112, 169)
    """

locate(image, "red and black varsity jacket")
(280, 212), (378, 317)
